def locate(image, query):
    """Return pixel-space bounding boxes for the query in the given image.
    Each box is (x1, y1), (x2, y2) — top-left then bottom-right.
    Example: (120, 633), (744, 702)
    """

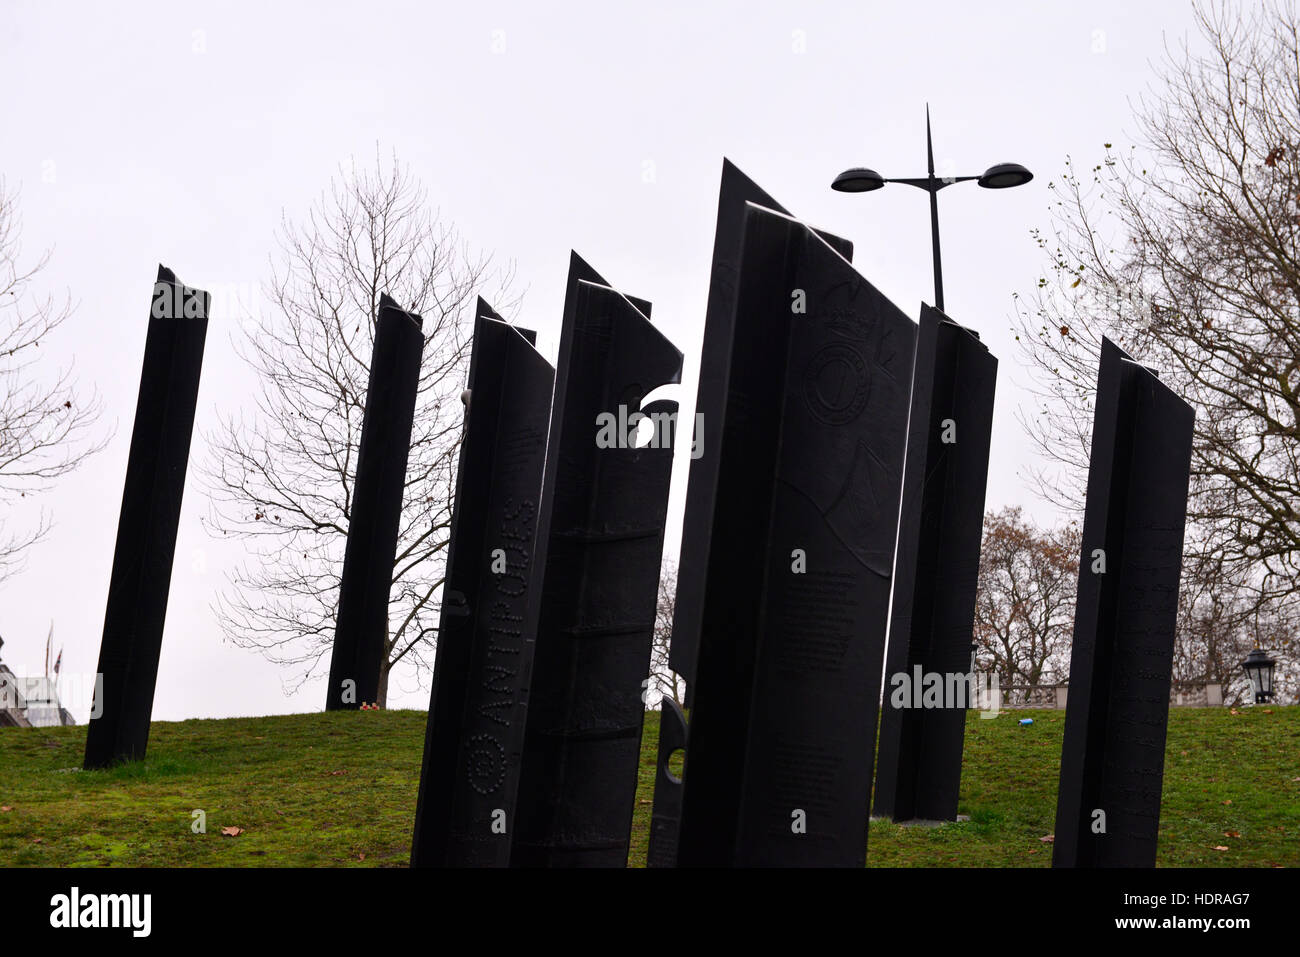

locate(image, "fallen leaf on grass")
(220, 826), (244, 837)
(1225, 831), (1241, 838)
(1222, 799), (1232, 805)
(358, 853), (366, 861)
(328, 769), (348, 776)
(1039, 835), (1055, 843)
(33, 837), (43, 844)
(1212, 845), (1229, 851)
(0, 806), (11, 812)
(639, 799), (651, 805)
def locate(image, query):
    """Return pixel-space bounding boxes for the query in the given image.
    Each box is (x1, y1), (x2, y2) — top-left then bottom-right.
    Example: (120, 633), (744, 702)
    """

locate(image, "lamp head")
(831, 167), (886, 192)
(977, 162), (1033, 189)
(1241, 648), (1277, 703)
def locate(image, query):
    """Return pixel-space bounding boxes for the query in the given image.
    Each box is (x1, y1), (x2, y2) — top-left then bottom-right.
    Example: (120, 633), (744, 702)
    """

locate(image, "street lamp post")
(830, 106), (1032, 313)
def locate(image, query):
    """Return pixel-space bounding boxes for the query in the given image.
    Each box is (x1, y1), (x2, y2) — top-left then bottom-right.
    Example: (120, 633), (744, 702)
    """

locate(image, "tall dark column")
(648, 159), (852, 866)
(873, 305), (997, 822)
(510, 253), (682, 867)
(84, 265), (210, 769)
(646, 697), (688, 868)
(675, 205), (917, 867)
(669, 159), (853, 702)
(1053, 337), (1194, 868)
(325, 294), (425, 711)
(410, 302), (554, 867)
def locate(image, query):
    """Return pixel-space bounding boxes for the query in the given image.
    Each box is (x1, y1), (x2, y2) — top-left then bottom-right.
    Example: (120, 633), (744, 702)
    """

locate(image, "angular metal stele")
(325, 293), (425, 711)
(84, 265), (210, 769)
(646, 697), (688, 868)
(670, 158), (854, 700)
(675, 204), (918, 867)
(649, 158), (854, 868)
(872, 304), (997, 822)
(1053, 337), (1194, 868)
(510, 253), (682, 867)
(410, 300), (553, 867)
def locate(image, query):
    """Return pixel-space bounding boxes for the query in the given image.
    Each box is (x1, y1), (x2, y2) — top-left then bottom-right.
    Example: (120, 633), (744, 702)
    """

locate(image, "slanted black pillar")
(325, 294), (425, 711)
(675, 205), (917, 867)
(649, 159), (853, 866)
(1053, 337), (1194, 868)
(873, 305), (997, 822)
(510, 253), (682, 867)
(410, 302), (554, 867)
(84, 265), (210, 769)
(669, 159), (853, 702)
(646, 697), (688, 868)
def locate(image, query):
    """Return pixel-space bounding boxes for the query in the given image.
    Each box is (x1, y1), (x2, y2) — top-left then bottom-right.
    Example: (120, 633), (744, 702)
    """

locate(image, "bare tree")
(1174, 552), (1300, 704)
(202, 152), (515, 705)
(0, 181), (105, 583)
(973, 507), (1080, 701)
(647, 558), (685, 708)
(1013, 1), (1300, 675)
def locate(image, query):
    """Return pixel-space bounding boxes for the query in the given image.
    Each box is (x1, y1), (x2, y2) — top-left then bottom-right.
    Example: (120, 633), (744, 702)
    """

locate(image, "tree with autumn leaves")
(972, 508), (1079, 703)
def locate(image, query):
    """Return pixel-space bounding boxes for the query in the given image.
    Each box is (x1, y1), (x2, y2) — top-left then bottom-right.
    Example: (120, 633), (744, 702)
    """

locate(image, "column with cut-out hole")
(1053, 337), (1194, 868)
(675, 205), (917, 867)
(84, 265), (210, 769)
(510, 253), (682, 868)
(325, 294), (425, 711)
(873, 304), (997, 823)
(410, 301), (554, 867)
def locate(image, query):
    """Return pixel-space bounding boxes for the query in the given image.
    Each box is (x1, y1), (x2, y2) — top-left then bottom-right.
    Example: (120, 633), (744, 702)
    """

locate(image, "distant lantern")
(1240, 648), (1277, 704)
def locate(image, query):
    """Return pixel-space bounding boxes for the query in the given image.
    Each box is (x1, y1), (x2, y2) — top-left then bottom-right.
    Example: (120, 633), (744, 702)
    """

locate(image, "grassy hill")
(0, 706), (1296, 867)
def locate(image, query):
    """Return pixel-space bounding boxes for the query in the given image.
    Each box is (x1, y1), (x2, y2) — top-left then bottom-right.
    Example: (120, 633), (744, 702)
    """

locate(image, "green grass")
(865, 706), (1299, 867)
(1, 706), (1296, 867)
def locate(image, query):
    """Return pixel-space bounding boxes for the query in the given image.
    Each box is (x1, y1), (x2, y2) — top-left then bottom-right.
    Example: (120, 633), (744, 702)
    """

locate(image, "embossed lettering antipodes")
(411, 305), (554, 868)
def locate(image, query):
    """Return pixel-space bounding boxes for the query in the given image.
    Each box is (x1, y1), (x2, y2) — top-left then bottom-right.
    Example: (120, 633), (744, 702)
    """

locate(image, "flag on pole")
(53, 647), (63, 676)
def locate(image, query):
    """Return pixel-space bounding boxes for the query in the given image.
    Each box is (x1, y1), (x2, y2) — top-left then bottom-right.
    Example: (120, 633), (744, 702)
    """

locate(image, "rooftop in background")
(0, 636), (77, 729)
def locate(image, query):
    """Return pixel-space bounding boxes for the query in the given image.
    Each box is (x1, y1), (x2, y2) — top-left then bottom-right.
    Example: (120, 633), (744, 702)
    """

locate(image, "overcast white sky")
(0, 0), (1203, 721)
